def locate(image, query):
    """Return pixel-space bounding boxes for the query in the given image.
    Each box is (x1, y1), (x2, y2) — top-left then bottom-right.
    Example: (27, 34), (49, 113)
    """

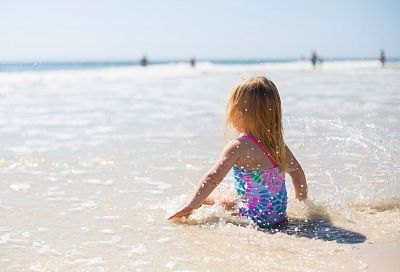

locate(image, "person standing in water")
(380, 50), (386, 67)
(140, 56), (148, 66)
(189, 58), (196, 68)
(168, 76), (308, 228)
(310, 51), (318, 68)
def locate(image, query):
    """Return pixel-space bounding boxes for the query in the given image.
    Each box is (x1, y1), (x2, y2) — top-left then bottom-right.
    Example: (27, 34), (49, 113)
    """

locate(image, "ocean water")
(0, 60), (399, 271)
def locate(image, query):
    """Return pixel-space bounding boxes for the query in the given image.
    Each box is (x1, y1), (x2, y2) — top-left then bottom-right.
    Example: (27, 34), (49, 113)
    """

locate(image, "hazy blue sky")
(0, 0), (399, 61)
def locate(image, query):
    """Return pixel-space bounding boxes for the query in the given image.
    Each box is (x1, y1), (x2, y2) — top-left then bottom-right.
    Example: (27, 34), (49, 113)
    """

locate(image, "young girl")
(168, 76), (308, 228)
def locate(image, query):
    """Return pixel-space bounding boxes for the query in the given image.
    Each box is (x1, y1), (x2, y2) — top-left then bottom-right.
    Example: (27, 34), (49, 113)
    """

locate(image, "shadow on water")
(177, 214), (366, 244)
(262, 217), (367, 244)
(173, 200), (367, 244)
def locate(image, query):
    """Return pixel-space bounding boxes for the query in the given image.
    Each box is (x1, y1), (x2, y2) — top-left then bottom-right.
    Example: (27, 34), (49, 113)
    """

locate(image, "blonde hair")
(226, 76), (287, 171)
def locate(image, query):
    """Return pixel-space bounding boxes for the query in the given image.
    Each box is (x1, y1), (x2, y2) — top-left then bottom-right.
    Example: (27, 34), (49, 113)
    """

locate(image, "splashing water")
(0, 60), (399, 271)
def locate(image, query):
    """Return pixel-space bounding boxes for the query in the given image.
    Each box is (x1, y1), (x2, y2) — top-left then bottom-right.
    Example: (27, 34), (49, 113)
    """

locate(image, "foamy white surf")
(0, 60), (399, 271)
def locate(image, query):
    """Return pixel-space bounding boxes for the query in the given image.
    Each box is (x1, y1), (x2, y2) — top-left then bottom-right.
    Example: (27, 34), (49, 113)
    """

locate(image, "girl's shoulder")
(227, 135), (253, 149)
(222, 138), (248, 156)
(222, 136), (255, 158)
(235, 135), (256, 148)
(222, 135), (265, 161)
(224, 138), (241, 151)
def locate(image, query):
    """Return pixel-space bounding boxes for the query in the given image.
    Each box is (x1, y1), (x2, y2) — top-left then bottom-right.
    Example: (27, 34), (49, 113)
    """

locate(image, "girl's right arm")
(167, 139), (242, 220)
(285, 146), (308, 200)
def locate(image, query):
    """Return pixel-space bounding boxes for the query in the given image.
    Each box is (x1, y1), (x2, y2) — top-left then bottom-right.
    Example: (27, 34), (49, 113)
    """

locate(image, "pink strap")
(243, 133), (278, 167)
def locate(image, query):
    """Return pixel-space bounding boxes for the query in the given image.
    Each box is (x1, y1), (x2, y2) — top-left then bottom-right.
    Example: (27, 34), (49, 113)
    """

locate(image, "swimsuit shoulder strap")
(243, 133), (278, 168)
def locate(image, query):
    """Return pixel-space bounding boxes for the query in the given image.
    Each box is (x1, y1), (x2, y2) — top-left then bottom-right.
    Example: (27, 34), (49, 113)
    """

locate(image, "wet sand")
(0, 60), (399, 271)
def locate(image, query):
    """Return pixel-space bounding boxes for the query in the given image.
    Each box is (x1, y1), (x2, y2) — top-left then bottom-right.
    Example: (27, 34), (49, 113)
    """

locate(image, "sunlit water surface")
(0, 61), (399, 271)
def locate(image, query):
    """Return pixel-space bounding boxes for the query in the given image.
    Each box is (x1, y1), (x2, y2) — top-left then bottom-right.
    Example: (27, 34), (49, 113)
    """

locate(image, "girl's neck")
(239, 130), (252, 136)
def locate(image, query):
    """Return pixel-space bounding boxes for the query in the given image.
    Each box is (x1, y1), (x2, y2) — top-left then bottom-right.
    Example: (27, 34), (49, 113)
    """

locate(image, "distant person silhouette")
(380, 50), (386, 67)
(140, 56), (148, 66)
(310, 51), (318, 67)
(189, 58), (196, 68)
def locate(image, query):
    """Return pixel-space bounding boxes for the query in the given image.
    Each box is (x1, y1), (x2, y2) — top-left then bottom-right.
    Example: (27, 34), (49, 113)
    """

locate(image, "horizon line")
(1, 56), (399, 64)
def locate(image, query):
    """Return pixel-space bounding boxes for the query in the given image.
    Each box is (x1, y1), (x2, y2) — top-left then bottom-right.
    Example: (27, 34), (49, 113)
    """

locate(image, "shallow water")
(0, 60), (399, 271)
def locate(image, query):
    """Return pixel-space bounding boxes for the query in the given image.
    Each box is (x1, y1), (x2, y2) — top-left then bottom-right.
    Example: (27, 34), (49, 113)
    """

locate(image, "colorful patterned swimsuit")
(233, 134), (287, 228)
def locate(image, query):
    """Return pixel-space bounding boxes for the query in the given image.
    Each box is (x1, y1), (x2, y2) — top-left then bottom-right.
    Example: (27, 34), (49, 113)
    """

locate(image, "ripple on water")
(64, 249), (85, 258)
(86, 256), (105, 265)
(30, 261), (43, 272)
(135, 177), (172, 195)
(156, 236), (171, 243)
(100, 229), (115, 234)
(127, 244), (147, 254)
(80, 226), (90, 232)
(82, 235), (122, 246)
(82, 178), (114, 185)
(94, 215), (120, 220)
(32, 241), (52, 254)
(9, 183), (31, 192)
(68, 200), (97, 211)
(131, 260), (147, 267)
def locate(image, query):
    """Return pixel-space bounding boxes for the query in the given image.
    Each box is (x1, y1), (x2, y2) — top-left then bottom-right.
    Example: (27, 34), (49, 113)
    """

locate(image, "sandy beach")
(0, 60), (399, 271)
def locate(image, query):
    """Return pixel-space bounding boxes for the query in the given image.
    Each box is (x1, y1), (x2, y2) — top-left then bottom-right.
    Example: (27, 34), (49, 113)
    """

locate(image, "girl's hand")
(168, 140), (240, 221)
(167, 206), (194, 220)
(220, 199), (237, 211)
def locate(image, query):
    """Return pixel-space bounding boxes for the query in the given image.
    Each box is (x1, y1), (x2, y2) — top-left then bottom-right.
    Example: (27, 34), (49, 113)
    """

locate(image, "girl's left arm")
(167, 140), (241, 220)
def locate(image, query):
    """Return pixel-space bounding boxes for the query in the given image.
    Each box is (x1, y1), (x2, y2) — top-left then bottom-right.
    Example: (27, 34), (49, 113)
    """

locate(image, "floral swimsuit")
(232, 134), (287, 228)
